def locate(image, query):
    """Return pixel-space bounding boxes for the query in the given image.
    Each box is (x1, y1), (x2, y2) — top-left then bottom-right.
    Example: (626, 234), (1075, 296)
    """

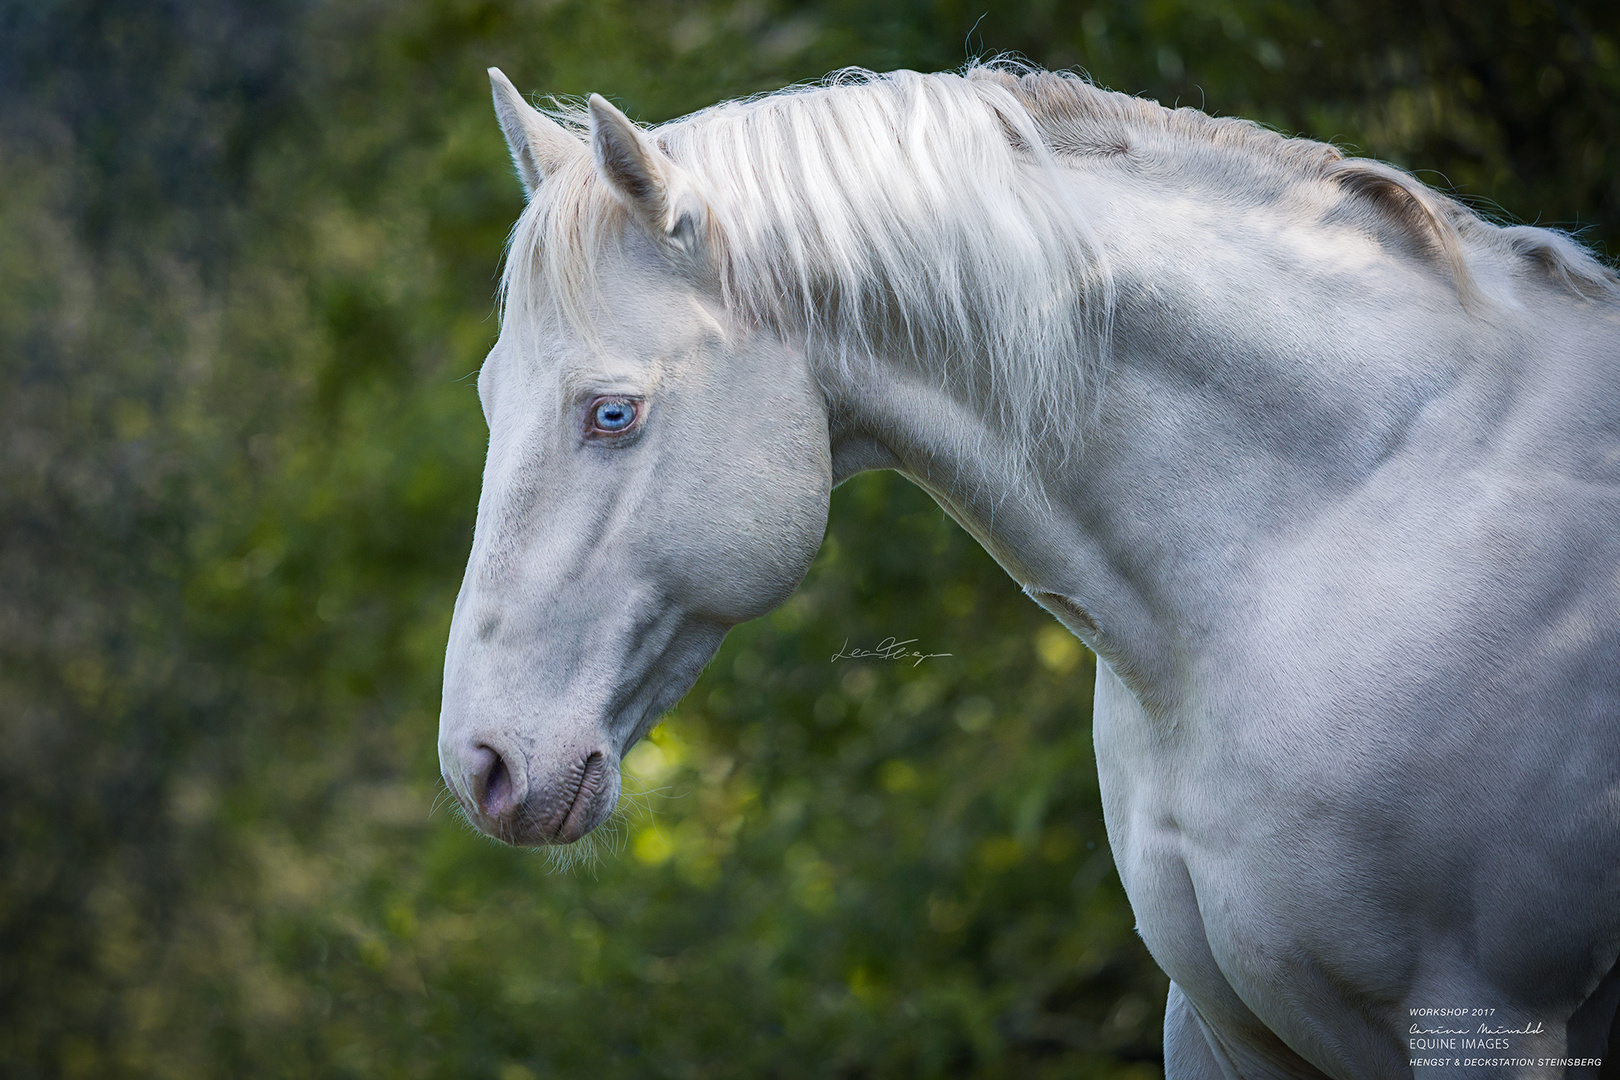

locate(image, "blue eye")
(590, 397), (637, 434)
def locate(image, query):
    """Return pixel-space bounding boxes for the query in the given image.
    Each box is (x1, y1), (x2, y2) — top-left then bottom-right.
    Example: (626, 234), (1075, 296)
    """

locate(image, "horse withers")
(438, 63), (1620, 1078)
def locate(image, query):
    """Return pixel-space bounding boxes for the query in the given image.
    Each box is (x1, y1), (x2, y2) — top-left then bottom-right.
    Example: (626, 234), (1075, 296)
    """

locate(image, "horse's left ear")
(587, 94), (705, 253)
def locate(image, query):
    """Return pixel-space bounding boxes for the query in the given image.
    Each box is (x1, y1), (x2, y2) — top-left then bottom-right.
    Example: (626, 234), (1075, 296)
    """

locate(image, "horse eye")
(589, 397), (638, 435)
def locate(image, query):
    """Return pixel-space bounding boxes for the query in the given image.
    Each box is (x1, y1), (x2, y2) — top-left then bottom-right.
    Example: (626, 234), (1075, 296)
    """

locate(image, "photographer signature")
(831, 637), (952, 667)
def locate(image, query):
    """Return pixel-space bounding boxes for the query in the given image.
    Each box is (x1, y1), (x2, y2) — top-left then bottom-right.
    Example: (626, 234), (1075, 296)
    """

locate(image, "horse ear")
(587, 93), (704, 249)
(489, 67), (582, 198)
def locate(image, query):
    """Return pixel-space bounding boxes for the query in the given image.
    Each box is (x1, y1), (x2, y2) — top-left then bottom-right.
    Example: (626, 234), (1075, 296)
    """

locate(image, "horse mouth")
(551, 750), (607, 844)
(499, 748), (611, 847)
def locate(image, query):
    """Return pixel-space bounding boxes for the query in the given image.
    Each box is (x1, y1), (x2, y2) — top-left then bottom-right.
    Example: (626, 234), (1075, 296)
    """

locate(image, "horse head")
(437, 70), (830, 845)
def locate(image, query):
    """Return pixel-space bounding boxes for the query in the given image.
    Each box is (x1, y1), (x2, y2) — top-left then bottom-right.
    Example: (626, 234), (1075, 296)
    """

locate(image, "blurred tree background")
(1, 0), (1614, 1076)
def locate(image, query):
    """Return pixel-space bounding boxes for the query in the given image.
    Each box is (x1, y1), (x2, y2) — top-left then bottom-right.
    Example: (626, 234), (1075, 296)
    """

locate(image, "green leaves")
(3, 0), (1615, 1075)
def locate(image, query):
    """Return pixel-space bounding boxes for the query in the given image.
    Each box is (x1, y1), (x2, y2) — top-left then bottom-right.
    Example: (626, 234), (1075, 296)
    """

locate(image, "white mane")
(501, 61), (1619, 464)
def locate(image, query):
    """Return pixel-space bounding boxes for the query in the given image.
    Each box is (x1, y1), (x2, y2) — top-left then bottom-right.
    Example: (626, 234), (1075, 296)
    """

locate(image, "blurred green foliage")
(1, 1), (1615, 1076)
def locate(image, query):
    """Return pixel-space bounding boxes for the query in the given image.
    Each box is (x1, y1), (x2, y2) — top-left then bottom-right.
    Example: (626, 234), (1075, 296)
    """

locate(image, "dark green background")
(2, 1), (1615, 1076)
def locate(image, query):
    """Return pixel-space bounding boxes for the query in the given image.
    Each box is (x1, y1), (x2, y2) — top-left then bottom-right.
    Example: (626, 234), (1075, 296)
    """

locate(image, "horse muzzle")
(445, 742), (619, 845)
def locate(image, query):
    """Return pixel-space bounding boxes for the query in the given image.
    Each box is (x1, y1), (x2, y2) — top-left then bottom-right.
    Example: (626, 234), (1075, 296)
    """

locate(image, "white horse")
(439, 61), (1620, 1078)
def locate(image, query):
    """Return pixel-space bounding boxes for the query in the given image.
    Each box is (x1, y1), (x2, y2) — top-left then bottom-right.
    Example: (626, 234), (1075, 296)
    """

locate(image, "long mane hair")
(501, 61), (1619, 463)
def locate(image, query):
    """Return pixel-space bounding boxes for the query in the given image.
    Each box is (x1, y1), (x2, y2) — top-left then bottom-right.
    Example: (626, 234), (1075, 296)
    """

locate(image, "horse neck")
(823, 166), (1497, 708)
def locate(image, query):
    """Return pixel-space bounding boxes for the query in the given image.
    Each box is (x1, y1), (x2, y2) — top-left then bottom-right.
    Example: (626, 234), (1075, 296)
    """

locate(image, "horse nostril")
(473, 745), (515, 818)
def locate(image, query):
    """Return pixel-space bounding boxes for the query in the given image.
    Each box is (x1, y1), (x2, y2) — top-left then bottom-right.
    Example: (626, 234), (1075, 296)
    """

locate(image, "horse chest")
(1090, 665), (1295, 1005)
(1091, 667), (1428, 1077)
